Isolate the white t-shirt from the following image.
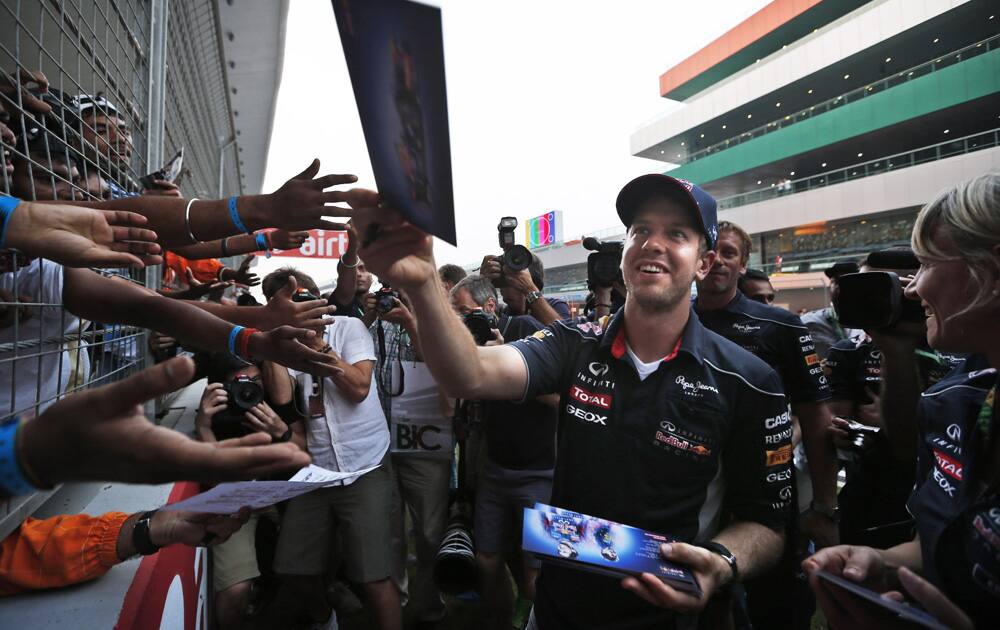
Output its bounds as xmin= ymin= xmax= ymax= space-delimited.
xmin=625 ymin=342 xmax=663 ymax=381
xmin=295 ymin=316 xmax=388 ymax=484
xmin=0 ymin=260 xmax=88 ymax=416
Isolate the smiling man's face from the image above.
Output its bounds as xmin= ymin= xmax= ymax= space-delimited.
xmin=621 ymin=196 xmax=713 ymax=313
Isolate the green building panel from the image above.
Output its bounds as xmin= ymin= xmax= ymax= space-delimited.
xmin=667 ymin=47 xmax=1000 ymax=185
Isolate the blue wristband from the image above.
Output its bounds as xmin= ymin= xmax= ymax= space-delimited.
xmin=228 ymin=325 xmax=244 ymax=358
xmin=0 ymin=418 xmax=37 ymax=496
xmin=254 ymin=232 xmax=272 ymax=259
xmin=0 ymin=196 xmax=22 ymax=250
xmin=228 ymin=196 xmax=251 ymax=234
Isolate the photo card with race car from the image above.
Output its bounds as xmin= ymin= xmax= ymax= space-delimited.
xmin=522 ymin=503 xmax=702 ymax=596
xmin=332 ymin=0 xmax=457 ymax=245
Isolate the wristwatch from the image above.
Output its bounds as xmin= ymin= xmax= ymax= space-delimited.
xmin=810 ymin=500 xmax=841 ymax=523
xmin=132 ymin=510 xmax=162 ymax=556
xmin=700 ymin=541 xmax=738 ymax=582
xmin=525 ymin=290 xmax=543 ymax=305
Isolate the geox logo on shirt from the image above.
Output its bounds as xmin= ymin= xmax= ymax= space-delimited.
xmin=675 ymin=375 xmax=719 ymax=397
xmin=732 ymin=322 xmax=760 ymax=334
xmin=566 ymin=404 xmax=607 ymax=425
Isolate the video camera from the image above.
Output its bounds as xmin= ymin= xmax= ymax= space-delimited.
xmin=489 ymin=217 xmax=532 ymax=288
xmin=463 ymin=309 xmax=498 ymax=346
xmin=834 ymin=271 xmax=924 ymax=329
xmin=375 ymin=285 xmax=401 ymax=314
xmin=221 ymin=374 xmax=264 ymax=418
xmin=582 ymin=236 xmax=624 ymax=290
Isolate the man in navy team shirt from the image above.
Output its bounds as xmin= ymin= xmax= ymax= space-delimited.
xmin=347 ymin=175 xmax=793 ymax=629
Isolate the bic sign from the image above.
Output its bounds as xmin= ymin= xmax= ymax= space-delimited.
xmin=525 ymin=211 xmax=563 ymax=249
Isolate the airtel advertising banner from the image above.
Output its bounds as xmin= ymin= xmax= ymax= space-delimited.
xmin=256 ymin=230 xmax=348 ymax=259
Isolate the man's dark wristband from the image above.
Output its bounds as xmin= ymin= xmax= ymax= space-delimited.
xmin=699 ymin=541 xmax=738 ymax=582
xmin=273 ymin=428 xmax=292 ymax=443
xmin=132 ymin=510 xmax=161 ymax=556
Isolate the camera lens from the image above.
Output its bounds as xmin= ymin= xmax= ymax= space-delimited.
xmin=503 ymin=245 xmax=532 ymax=272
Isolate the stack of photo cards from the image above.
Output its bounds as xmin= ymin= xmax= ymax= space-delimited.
xmin=522 ymin=503 xmax=702 ymax=596
xmin=332 ymin=0 xmax=457 ymax=245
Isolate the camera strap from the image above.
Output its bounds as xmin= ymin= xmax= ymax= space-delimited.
xmin=375 ymin=319 xmax=404 ymax=397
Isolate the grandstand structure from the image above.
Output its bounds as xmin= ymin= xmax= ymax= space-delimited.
xmin=540 ymin=0 xmax=1000 ymax=312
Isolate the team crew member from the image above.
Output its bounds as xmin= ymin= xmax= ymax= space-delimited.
xmin=825 ymin=248 xmax=964 ymax=549
xmin=694 ymin=220 xmax=839 ymax=629
xmin=346 ymin=175 xmax=793 ymax=629
xmin=806 ymin=173 xmax=1000 ymax=630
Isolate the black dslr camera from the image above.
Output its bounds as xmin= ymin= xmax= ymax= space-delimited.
xmin=375 ymin=285 xmax=401 ymax=314
xmin=582 ymin=236 xmax=624 ymax=290
xmin=222 ymin=374 xmax=264 ymax=416
xmin=463 ymin=310 xmax=498 ymax=346
xmin=834 ymin=271 xmax=924 ymax=329
xmin=489 ymin=217 xmax=532 ymax=288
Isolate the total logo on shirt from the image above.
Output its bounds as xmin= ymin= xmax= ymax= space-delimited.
xmin=569 ymin=385 xmax=612 ymax=410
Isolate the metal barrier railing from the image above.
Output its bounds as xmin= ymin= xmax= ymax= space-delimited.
xmin=675 ymin=34 xmax=1000 ymax=166
xmin=715 ymin=127 xmax=1000 ymax=211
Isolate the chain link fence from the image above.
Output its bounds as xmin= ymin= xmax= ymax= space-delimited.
xmin=0 ymin=0 xmax=244 ymax=538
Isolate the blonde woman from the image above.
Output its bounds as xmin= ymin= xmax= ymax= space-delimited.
xmin=804 ymin=173 xmax=1000 ymax=629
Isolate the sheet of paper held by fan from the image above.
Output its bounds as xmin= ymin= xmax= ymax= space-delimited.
xmin=161 ymin=464 xmax=380 ymax=514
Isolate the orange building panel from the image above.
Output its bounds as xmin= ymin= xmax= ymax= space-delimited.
xmin=659 ymin=0 xmax=822 ymax=97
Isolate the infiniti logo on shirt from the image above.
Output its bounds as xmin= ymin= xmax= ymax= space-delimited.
xmin=947 ymin=424 xmax=962 ymax=441
xmin=589 ymin=362 xmax=610 ymax=377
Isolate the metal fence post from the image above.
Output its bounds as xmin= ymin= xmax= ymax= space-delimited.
xmin=146 ymin=0 xmax=169 ymax=418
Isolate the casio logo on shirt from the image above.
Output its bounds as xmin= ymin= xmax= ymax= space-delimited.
xmin=566 ymin=403 xmax=607 ymax=426
xmin=764 ymin=411 xmax=791 ymax=430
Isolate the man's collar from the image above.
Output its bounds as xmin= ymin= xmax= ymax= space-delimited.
xmin=600 ymin=306 xmax=708 ymax=365
xmin=694 ymin=287 xmax=743 ymax=314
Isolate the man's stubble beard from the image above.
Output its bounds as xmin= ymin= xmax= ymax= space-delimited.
xmin=625 ymin=271 xmax=695 ymax=314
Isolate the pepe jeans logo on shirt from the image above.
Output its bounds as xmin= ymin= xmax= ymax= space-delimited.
xmin=732 ymin=322 xmax=761 ymax=334
xmin=674 ymin=375 xmax=719 ymax=397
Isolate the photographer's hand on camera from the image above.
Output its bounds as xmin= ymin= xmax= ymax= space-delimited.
xmin=242 ymin=401 xmax=290 ymax=442
xmin=264 ymin=276 xmax=336 ymax=332
xmin=195 ymin=383 xmax=228 ymax=442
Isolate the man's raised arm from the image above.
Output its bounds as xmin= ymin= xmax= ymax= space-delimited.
xmin=40 ymin=161 xmax=354 ymax=247
xmin=349 ymin=192 xmax=526 ymax=401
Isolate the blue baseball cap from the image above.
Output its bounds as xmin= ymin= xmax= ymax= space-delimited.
xmin=616 ymin=174 xmax=719 ymax=250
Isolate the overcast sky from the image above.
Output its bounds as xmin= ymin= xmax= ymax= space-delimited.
xmin=257 ymin=0 xmax=769 ymax=289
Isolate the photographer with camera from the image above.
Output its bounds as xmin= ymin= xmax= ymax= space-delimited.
xmin=193 ymin=353 xmax=302 ymax=628
xmin=804 ymin=174 xmax=1000 ymax=630
xmin=449 ymin=274 xmax=556 ymax=630
xmin=480 ymin=218 xmax=570 ymax=326
xmin=261 ymin=268 xmax=401 ymax=630
xmin=362 ymin=287 xmax=452 ymax=627
xmin=695 ymin=220 xmax=838 ymax=629
xmin=802 ymin=262 xmax=864 ymax=360
xmin=825 ymin=249 xmax=964 ymax=551
xmin=343 ymin=175 xmax=792 ymax=630
xmin=583 ymin=236 xmax=626 ymax=320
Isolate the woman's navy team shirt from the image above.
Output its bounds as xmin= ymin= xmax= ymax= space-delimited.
xmin=907 ymin=354 xmax=999 ymax=627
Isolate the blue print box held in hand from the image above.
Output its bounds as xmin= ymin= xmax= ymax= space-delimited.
xmin=522 ymin=503 xmax=702 ymax=596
